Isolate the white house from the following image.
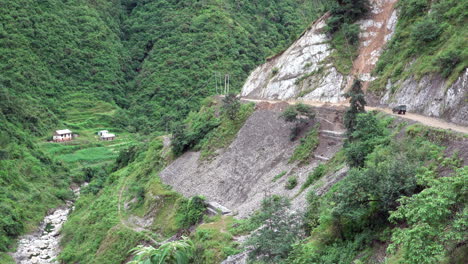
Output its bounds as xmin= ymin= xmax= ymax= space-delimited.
xmin=100 ymin=133 xmax=116 ymax=141
xmin=53 ymin=129 xmax=73 ymax=142
xmin=98 ymin=130 xmax=109 ymax=136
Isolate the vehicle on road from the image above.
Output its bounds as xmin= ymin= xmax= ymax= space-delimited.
xmin=392 ymin=105 xmax=407 ymax=115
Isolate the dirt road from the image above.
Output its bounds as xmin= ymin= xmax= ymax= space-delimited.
xmin=241 ymin=98 xmax=468 ymax=134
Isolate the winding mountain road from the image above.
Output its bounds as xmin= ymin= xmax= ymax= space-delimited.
xmin=241 ymin=98 xmax=468 ymax=134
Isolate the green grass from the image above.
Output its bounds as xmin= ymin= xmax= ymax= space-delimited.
xmin=199 ymin=103 xmax=255 ymax=160
xmin=328 ymin=28 xmax=359 ymax=75
xmin=285 ymin=176 xmax=298 ymax=190
xmin=300 ymin=164 xmax=326 ymax=192
xmin=370 ymin=0 xmax=467 ymax=93
xmin=59 ymin=139 xmax=185 ymax=263
xmin=272 ymin=171 xmax=287 ymax=182
xmin=59 ymin=147 xmax=116 ymax=163
xmin=289 ymin=125 xmax=320 ymax=164
xmin=0 ymin=253 xmax=14 ymax=264
xmin=191 ymin=216 xmax=240 ymax=264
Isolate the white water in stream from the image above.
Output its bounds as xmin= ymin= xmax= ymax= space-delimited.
xmin=11 ymin=185 xmax=84 ymax=264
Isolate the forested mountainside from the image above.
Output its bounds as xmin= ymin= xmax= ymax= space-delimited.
xmin=1 ymin=0 xmax=467 ymax=263
xmin=0 ymin=0 xmax=324 ymax=262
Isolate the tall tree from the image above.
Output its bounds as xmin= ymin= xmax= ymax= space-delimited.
xmin=343 ymin=79 xmax=366 ymax=137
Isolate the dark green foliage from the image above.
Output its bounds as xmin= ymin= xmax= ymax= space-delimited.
xmin=341 ymin=23 xmax=360 ymax=45
xmin=280 ymin=104 xmax=316 ymax=141
xmin=285 ymin=176 xmax=298 ymax=190
xmin=176 ymin=196 xmax=207 ymax=229
xmin=113 ymin=145 xmax=141 ymax=171
xmin=221 ymin=94 xmax=241 ymax=121
xmin=411 ymin=18 xmax=443 ymax=43
xmin=388 ymin=167 xmax=468 ymax=264
xmin=171 ymin=107 xmax=221 ymax=156
xmin=245 ymin=196 xmax=303 ymax=262
xmin=344 ymin=112 xmax=388 ymax=167
xmin=123 ymin=0 xmax=323 ymax=133
xmin=303 ymin=192 xmax=321 ymax=232
xmin=343 ymin=80 xmax=366 ymax=137
xmin=289 ymin=126 xmax=320 ymax=164
xmin=372 ymin=0 xmax=467 ymax=90
xmin=301 ymin=164 xmax=326 ymax=191
xmin=326 ymin=0 xmax=369 ymax=33
xmin=435 ymin=49 xmax=462 ymax=78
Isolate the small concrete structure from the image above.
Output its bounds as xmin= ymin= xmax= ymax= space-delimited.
xmin=98 ymin=130 xmax=116 ymax=141
xmin=98 ymin=130 xmax=109 ymax=136
xmin=100 ymin=133 xmax=116 ymax=141
xmin=53 ymin=129 xmax=73 ymax=142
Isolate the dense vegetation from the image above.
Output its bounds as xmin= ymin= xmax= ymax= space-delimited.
xmin=121 ymin=0 xmax=324 ymax=133
xmin=0 ymin=0 xmax=322 ymax=259
xmin=233 ymin=113 xmax=467 ymax=264
xmin=371 ymin=0 xmax=467 ymax=91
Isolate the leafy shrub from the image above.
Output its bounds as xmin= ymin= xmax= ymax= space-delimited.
xmin=172 ymin=106 xmax=220 ymax=156
xmin=326 ymin=0 xmax=369 ymax=33
xmin=285 ymin=176 xmax=298 ymax=190
xmin=289 ymin=126 xmax=319 ymax=164
xmin=272 ymin=67 xmax=279 ymax=76
xmin=176 ymin=196 xmax=207 ymax=229
xmin=301 ymin=164 xmax=326 ymax=191
xmin=342 ymin=23 xmax=360 ymax=45
xmin=343 ymin=80 xmax=366 ymax=136
xmin=435 ymin=49 xmax=462 ymax=77
xmin=398 ymin=0 xmax=429 ymax=19
xmin=411 ymin=18 xmax=443 ymax=44
xmin=280 ymin=104 xmax=316 ymax=141
xmin=344 ymin=112 xmax=388 ymax=168
xmin=246 ymin=196 xmax=303 ymax=262
xmin=221 ymin=94 xmax=241 ymax=121
xmin=129 ymin=237 xmax=195 ymax=264
xmin=388 ymin=167 xmax=467 ymax=264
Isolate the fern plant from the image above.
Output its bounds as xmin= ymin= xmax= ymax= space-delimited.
xmin=129 ymin=237 xmax=194 ymax=264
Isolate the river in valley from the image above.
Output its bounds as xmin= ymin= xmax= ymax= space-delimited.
xmin=11 ymin=185 xmax=84 ymax=264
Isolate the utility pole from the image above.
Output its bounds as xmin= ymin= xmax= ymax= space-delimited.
xmin=215 ymin=72 xmax=218 ymax=95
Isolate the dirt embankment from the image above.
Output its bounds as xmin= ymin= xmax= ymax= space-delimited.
xmin=159 ymin=104 xmax=346 ymax=217
xmin=347 ymin=0 xmax=398 ymax=90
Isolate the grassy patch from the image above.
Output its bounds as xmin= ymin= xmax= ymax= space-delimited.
xmin=328 ymin=28 xmax=359 ymax=75
xmin=371 ymin=0 xmax=467 ymax=93
xmin=272 ymin=171 xmax=287 ymax=182
xmin=191 ymin=216 xmax=240 ymax=264
xmin=289 ymin=125 xmax=320 ymax=164
xmin=301 ymin=164 xmax=326 ymax=192
xmin=285 ymin=176 xmax=298 ymax=190
xmin=199 ymin=103 xmax=255 ymax=160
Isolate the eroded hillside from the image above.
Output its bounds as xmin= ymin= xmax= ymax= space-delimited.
xmin=241 ymin=0 xmax=467 ymax=125
xmin=160 ymin=102 xmax=346 ymax=217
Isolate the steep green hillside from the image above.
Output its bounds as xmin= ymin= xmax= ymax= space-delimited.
xmin=1 ymin=0 xmax=322 ymax=257
xmin=372 ymin=0 xmax=467 ymax=91
xmin=0 ymin=0 xmax=126 ymax=257
xmin=122 ymin=0 xmax=323 ymax=132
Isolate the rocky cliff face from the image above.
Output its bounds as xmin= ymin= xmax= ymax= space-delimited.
xmin=241 ymin=0 xmax=398 ymax=102
xmin=241 ymin=0 xmax=467 ymax=125
xmin=160 ymin=104 xmax=346 ymax=217
xmin=240 ymin=14 xmax=346 ymax=103
xmin=380 ymin=69 xmax=468 ymax=126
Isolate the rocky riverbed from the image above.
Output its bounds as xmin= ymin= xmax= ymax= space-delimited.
xmin=11 ymin=185 xmax=83 ymax=264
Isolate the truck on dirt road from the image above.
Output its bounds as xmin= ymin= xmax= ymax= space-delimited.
xmin=392 ymin=105 xmax=407 ymax=115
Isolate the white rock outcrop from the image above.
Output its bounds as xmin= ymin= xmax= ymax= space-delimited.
xmin=381 ymin=69 xmax=468 ymax=126
xmin=241 ymin=0 xmax=399 ymax=102
xmin=241 ymin=14 xmax=346 ymax=103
